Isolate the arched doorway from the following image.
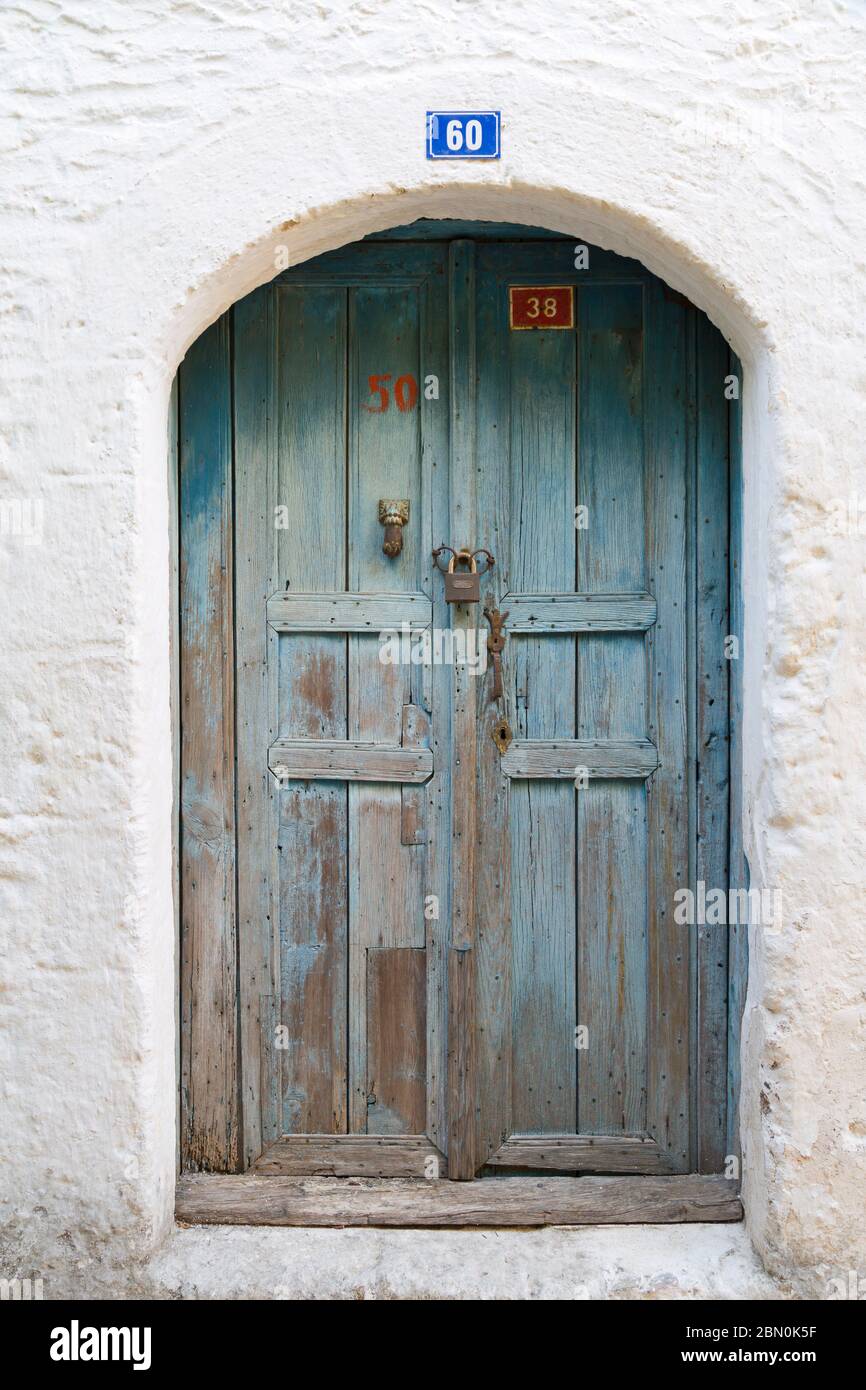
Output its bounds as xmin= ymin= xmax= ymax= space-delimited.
xmin=176 ymin=219 xmax=745 ymax=1224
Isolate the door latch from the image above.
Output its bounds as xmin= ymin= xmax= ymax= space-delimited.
xmin=483 ymin=606 xmax=508 ymax=703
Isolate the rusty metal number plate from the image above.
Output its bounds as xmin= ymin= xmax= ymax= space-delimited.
xmin=509 ymin=285 xmax=574 ymax=330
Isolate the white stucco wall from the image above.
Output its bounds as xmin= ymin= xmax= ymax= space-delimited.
xmin=1 ymin=0 xmax=865 ymax=1299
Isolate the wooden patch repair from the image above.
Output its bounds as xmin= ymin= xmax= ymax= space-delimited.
xmin=509 ymin=285 xmax=574 ymax=330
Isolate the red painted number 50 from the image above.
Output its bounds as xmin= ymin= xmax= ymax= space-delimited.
xmin=364 ymin=373 xmax=418 ymax=413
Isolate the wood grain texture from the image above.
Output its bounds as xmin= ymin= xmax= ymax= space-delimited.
xmin=505 ymin=261 xmax=577 ymax=1138
xmin=347 ymin=277 xmax=428 ymax=1135
xmin=176 ymin=1173 xmax=743 ymax=1226
xmin=366 ymin=948 xmax=427 ymax=1134
xmin=415 ymin=252 xmax=452 ymax=1159
xmin=727 ymin=349 xmax=747 ymax=1165
xmin=695 ymin=311 xmax=731 ymax=1171
xmin=576 ymin=282 xmax=648 ymax=1139
xmin=169 ymin=377 xmax=181 ymax=1169
xmin=446 ymin=241 xmax=478 ymax=1178
xmin=274 ymin=284 xmax=349 ymax=1137
xmin=645 ymin=280 xmax=691 ymax=1172
xmin=253 ymin=1134 xmax=446 ymax=1177
xmin=267 ymin=591 xmax=431 ymax=632
xmin=504 ymin=591 xmax=656 ymax=631
xmin=400 ymin=703 xmax=430 ymax=845
xmin=179 ymin=312 xmax=238 ymax=1171
xmin=270 ymin=740 xmax=433 ymax=783
xmin=234 ymin=284 xmax=279 ymax=1165
xmin=486 ymin=1134 xmax=677 ymax=1173
xmin=501 ymin=739 xmax=658 ymax=779
xmin=473 ymin=252 xmax=513 ymax=1167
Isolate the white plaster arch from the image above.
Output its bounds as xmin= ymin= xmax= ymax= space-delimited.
xmin=160 ymin=179 xmax=776 ymax=1269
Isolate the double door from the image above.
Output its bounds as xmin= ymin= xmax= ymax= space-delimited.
xmin=179 ymin=228 xmax=738 ymax=1184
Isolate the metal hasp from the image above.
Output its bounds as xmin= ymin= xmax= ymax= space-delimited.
xmin=379 ymin=499 xmax=410 ymax=557
xmin=483 ymin=606 xmax=508 ymax=702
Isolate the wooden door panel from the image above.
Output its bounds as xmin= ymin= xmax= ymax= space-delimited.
xmin=644 ymin=282 xmax=691 ymax=1171
xmin=179 ymin=313 xmax=239 ymax=1171
xmin=576 ymin=284 xmax=648 ymax=1139
xmin=274 ymin=284 xmax=349 ymax=1140
xmin=347 ymin=280 xmax=432 ymax=1137
xmin=230 ymin=249 xmax=450 ymax=1164
xmin=472 ymin=245 xmax=721 ymax=1175
xmin=507 ymin=296 xmax=578 ymax=1139
xmin=366 ymin=947 xmax=427 ymax=1134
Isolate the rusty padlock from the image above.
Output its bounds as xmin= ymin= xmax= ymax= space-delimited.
xmin=444 ymin=550 xmax=480 ymax=603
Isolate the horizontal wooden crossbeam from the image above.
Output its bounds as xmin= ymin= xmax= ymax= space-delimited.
xmin=269 ymin=740 xmax=433 ymax=783
xmin=486 ymin=1134 xmax=676 ymax=1174
xmin=267 ymin=591 xmax=432 ymax=632
xmin=501 ymin=739 xmax=658 ymax=780
xmin=176 ymin=1174 xmax=742 ymax=1227
xmin=254 ymin=1135 xmax=447 ymax=1178
xmin=504 ymin=591 xmax=657 ymax=632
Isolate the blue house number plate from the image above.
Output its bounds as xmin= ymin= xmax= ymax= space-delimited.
xmin=426 ymin=111 xmax=501 ymax=159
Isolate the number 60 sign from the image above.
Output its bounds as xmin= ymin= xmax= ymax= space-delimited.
xmin=426 ymin=111 xmax=501 ymax=159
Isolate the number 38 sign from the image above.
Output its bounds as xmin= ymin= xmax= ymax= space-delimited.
xmin=509 ymin=285 xmax=575 ymax=330
xmin=426 ymin=111 xmax=500 ymax=159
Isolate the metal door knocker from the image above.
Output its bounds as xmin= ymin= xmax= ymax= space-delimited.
xmin=379 ymin=499 xmax=410 ymax=556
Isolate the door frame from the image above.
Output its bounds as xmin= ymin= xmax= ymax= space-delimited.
xmin=173 ymin=219 xmax=746 ymax=1226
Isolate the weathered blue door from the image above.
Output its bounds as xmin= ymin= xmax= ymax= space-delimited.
xmin=179 ymin=223 xmax=742 ymax=1188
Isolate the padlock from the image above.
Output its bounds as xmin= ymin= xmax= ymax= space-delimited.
xmin=444 ymin=550 xmax=480 ymax=603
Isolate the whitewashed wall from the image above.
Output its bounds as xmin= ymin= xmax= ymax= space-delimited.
xmin=1 ymin=0 xmax=865 ymax=1299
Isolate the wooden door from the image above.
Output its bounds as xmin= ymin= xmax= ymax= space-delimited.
xmin=468 ymin=244 xmax=730 ymax=1179
xmin=179 ymin=224 xmax=741 ymax=1190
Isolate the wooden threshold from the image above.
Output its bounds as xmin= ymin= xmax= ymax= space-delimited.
xmin=176 ymin=1174 xmax=742 ymax=1228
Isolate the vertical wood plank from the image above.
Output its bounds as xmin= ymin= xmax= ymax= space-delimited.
xmin=169 ymin=375 xmax=181 ymax=1171
xmin=347 ymin=283 xmax=424 ymax=1134
xmin=508 ymin=289 xmax=577 ymax=1136
xmin=447 ymin=240 xmax=478 ymax=1177
xmin=275 ymin=285 xmax=349 ymax=1136
xmin=366 ymin=948 xmax=427 ymax=1134
xmin=577 ymin=283 xmax=648 ymax=1138
xmin=419 ymin=258 xmax=452 ymax=1157
xmin=645 ymin=281 xmax=691 ymax=1172
xmin=727 ymin=349 xmax=747 ymax=1166
xmin=473 ymin=252 xmax=513 ymax=1163
xmin=179 ymin=313 xmax=238 ymax=1170
xmin=233 ymin=286 xmax=279 ymax=1164
xmin=695 ymin=314 xmax=731 ymax=1171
